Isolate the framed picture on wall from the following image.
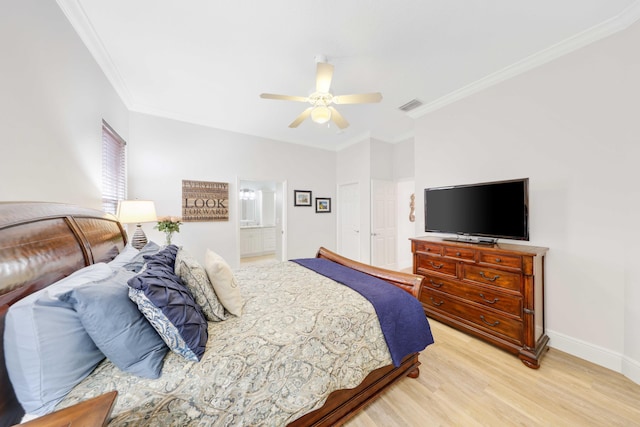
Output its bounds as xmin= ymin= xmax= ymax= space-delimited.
xmin=315 ymin=198 xmax=331 ymax=213
xmin=294 ymin=190 xmax=312 ymax=206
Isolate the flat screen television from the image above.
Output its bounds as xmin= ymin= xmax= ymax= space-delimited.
xmin=424 ymin=178 xmax=529 ymax=243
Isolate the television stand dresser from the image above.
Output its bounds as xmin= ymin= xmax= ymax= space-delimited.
xmin=411 ymin=236 xmax=549 ymax=368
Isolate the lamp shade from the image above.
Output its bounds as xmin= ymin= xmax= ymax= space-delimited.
xmin=311 ymin=106 xmax=331 ymax=124
xmin=116 ymin=200 xmax=157 ymax=224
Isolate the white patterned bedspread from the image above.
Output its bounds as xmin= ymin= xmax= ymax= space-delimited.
xmin=56 ymin=261 xmax=393 ymax=426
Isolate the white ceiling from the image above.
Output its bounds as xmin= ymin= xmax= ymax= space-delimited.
xmin=57 ymin=0 xmax=639 ymax=150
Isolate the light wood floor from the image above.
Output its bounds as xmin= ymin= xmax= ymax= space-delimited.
xmin=346 ymin=319 xmax=640 ymax=426
xmin=240 ymin=254 xmax=278 ymax=266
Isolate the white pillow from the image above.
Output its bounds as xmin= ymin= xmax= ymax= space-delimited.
xmin=204 ymin=250 xmax=243 ymax=316
xmin=4 ymin=263 xmax=113 ymax=415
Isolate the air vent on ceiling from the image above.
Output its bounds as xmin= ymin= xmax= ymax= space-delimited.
xmin=398 ymin=99 xmax=423 ymax=112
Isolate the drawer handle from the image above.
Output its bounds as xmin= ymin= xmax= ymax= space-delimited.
xmin=430 ymin=297 xmax=444 ymax=306
xmin=479 ymin=271 xmax=500 ymax=282
xmin=479 ymin=293 xmax=499 ymax=304
xmin=429 ymin=279 xmax=443 ymax=288
xmin=456 ymin=252 xmax=461 ymax=256
xmin=480 ymin=315 xmax=500 ymax=327
xmin=495 ymin=258 xmax=502 ymax=263
xmin=429 ymin=261 xmax=444 ymax=269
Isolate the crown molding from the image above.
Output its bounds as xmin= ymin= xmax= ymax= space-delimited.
xmin=408 ymin=0 xmax=640 ymax=119
xmin=56 ymin=0 xmax=133 ymax=107
xmin=335 ymin=131 xmax=373 ymax=151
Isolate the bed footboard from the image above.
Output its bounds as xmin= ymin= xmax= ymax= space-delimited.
xmin=316 ymin=247 xmax=424 ymax=300
xmin=288 ymin=353 xmax=420 ymax=427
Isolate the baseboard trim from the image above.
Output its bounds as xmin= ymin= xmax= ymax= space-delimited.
xmin=622 ymin=356 xmax=640 ymax=385
xmin=547 ymin=329 xmax=640 ymax=385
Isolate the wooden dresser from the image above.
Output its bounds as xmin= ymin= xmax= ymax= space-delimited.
xmin=411 ymin=236 xmax=549 ymax=368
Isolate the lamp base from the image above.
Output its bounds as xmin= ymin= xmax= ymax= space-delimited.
xmin=130 ymin=224 xmax=148 ymax=250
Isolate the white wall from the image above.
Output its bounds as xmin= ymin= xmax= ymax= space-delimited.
xmin=0 ymin=0 xmax=128 ymax=209
xmin=128 ymin=112 xmax=336 ymax=267
xmin=396 ymin=179 xmax=415 ymax=270
xmin=392 ymin=138 xmax=415 ymax=181
xmin=370 ymin=139 xmax=394 ymax=180
xmin=394 ymin=138 xmax=416 ymax=268
xmin=414 ymin=19 xmax=640 ymax=382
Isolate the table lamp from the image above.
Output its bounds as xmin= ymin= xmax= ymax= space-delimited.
xmin=116 ymin=200 xmax=157 ymax=249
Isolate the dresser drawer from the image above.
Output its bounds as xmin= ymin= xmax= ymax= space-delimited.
xmin=421 ymin=289 xmax=523 ymax=343
xmin=443 ymin=246 xmax=475 ymax=261
xmin=413 ymin=240 xmax=442 ymax=255
xmin=463 ymin=265 xmax=521 ymax=291
xmin=416 ymin=254 xmax=457 ymax=277
xmin=422 ymin=274 xmax=458 ymax=292
xmin=423 ymin=274 xmax=521 ymax=317
xmin=479 ymin=252 xmax=522 ymax=270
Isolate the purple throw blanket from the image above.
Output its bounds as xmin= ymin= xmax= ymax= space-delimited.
xmin=291 ymin=258 xmax=434 ymax=367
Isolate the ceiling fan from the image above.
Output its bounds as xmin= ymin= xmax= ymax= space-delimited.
xmin=260 ymin=56 xmax=382 ymax=129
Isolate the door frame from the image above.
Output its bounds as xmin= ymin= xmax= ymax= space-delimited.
xmin=236 ymin=177 xmax=287 ymax=265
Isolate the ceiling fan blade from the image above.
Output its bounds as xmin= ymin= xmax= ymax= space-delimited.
xmin=328 ymin=107 xmax=349 ymax=129
xmin=333 ymin=92 xmax=383 ymax=104
xmin=289 ymin=107 xmax=313 ymax=128
xmin=260 ymin=93 xmax=308 ymax=102
xmin=315 ymin=62 xmax=334 ymax=93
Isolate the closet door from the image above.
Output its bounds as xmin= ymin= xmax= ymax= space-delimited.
xmin=371 ymin=179 xmax=396 ymax=269
xmin=338 ymin=182 xmax=361 ymax=261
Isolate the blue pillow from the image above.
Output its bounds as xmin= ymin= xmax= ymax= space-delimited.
xmin=121 ymin=241 xmax=161 ymax=272
xmin=3 ymin=264 xmax=112 ymax=415
xmin=108 ymin=243 xmax=139 ymax=268
xmin=59 ymin=269 xmax=169 ymax=379
xmin=128 ymin=263 xmax=208 ymax=361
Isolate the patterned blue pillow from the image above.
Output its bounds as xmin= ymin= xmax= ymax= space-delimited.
xmin=128 ymin=263 xmax=207 ymax=361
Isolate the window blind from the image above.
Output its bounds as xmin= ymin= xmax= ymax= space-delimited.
xmin=101 ymin=120 xmax=127 ymax=214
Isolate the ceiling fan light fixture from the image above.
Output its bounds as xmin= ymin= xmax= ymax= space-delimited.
xmin=311 ymin=106 xmax=331 ymax=124
xmin=261 ymin=56 xmax=380 ymax=129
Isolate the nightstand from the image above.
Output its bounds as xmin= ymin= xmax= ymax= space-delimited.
xmin=16 ymin=391 xmax=117 ymax=427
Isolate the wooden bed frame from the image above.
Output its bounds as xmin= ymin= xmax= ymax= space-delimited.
xmin=0 ymin=202 xmax=425 ymax=427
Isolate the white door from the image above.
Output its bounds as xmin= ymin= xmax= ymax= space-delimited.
xmin=338 ymin=183 xmax=360 ymax=261
xmin=371 ymin=180 xmax=397 ymax=269
xmin=275 ymin=181 xmax=287 ymax=261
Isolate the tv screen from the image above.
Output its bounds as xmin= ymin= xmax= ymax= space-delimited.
xmin=425 ymin=178 xmax=529 ymax=241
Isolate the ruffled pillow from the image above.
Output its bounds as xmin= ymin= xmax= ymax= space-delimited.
xmin=144 ymin=244 xmax=179 ymax=269
xmin=128 ymin=259 xmax=208 ymax=362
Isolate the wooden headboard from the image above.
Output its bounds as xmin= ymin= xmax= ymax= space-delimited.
xmin=0 ymin=202 xmax=127 ymax=426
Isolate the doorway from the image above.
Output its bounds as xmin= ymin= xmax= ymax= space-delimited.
xmin=238 ymin=179 xmax=287 ymax=266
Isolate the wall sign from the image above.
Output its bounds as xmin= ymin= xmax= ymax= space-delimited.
xmin=182 ymin=180 xmax=229 ymax=222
